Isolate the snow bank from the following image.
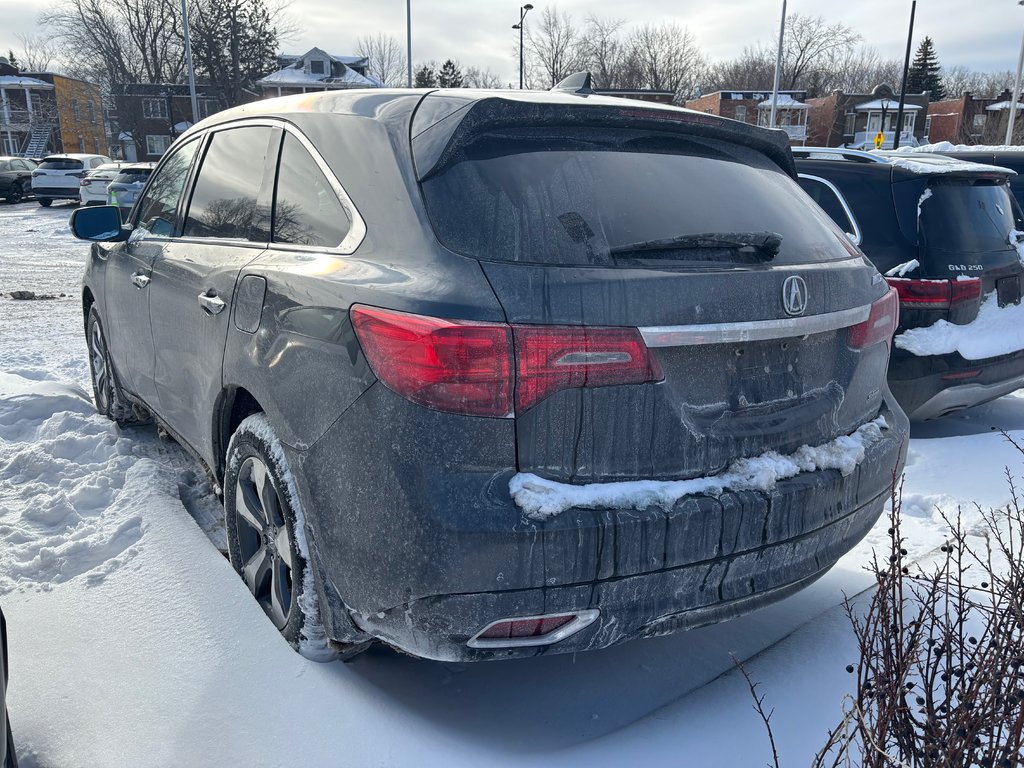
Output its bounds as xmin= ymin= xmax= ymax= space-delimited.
xmin=510 ymin=417 xmax=888 ymax=520
xmin=894 ymin=290 xmax=1024 ymax=360
xmin=1011 ymin=229 xmax=1024 ymax=267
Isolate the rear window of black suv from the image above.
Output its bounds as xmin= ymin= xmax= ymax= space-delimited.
xmin=421 ymin=127 xmax=856 ymax=267
xmin=919 ymin=178 xmax=1022 ymax=254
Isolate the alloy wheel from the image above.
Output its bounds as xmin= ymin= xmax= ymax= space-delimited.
xmin=233 ymin=456 xmax=295 ymax=629
xmin=89 ymin=319 xmax=110 ymax=414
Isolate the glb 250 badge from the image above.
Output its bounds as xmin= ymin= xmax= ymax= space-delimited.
xmin=948 ymin=264 xmax=983 ymax=271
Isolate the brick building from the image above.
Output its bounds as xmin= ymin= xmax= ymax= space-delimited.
xmin=110 ymin=83 xmax=223 ymax=161
xmin=806 ymin=89 xmax=929 ymax=149
xmin=926 ymin=90 xmax=1023 ymax=145
xmin=684 ymin=90 xmax=809 ymax=144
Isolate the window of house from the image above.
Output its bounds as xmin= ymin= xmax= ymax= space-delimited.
xmin=146 ymin=135 xmax=172 ymax=156
xmin=72 ymin=99 xmax=81 ymax=121
xmin=143 ymin=98 xmax=169 ymax=119
xmin=973 ymin=113 xmax=987 ymax=131
xmin=197 ymin=99 xmax=219 ymax=119
xmin=78 ymin=134 xmax=86 ymax=152
xmin=734 ymin=105 xmax=747 ymax=123
xmin=866 ymin=112 xmax=881 ymax=133
xmin=925 ymin=116 xmax=932 ymax=136
xmin=903 ymin=112 xmax=916 ymax=134
xmin=93 ymin=136 xmax=101 ymax=153
xmin=844 ymin=113 xmax=856 ymax=135
xmin=183 ymin=125 xmax=274 ymax=241
xmin=87 ymin=100 xmax=96 ymax=123
xmin=309 ymin=59 xmax=326 ymax=75
xmin=272 ymin=133 xmax=350 ymax=247
xmin=133 ymin=138 xmax=201 ymax=237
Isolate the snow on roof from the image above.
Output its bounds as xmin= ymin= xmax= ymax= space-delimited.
xmin=890 ymin=141 xmax=1024 ymax=153
xmin=882 ymin=154 xmax=1016 ymax=176
xmin=986 ymin=101 xmax=1024 ymax=111
xmin=256 ymin=63 xmax=378 ymax=89
xmin=756 ymin=94 xmax=807 ymax=108
xmin=853 ymin=99 xmax=922 ymax=111
xmin=0 ymin=75 xmax=53 ymax=88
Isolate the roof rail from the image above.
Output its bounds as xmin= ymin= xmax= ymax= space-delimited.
xmin=791 ymin=147 xmax=889 ymax=164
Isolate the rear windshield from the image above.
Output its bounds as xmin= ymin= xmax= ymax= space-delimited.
xmin=421 ymin=127 xmax=854 ymax=267
xmin=113 ymin=169 xmax=152 ymax=183
xmin=39 ymin=158 xmax=84 ymax=171
xmin=919 ymin=179 xmax=1023 ymax=253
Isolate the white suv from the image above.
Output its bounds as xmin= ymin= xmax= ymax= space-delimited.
xmin=32 ymin=154 xmax=112 ymax=207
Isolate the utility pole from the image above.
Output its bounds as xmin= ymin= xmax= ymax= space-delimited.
xmin=513 ymin=4 xmax=534 ymax=90
xmin=181 ymin=0 xmax=199 ymax=125
xmin=1007 ymin=13 xmax=1024 ymax=143
xmin=406 ymin=0 xmax=413 ymax=87
xmin=769 ymin=0 xmax=787 ymax=129
xmin=893 ymin=0 xmax=916 ymax=150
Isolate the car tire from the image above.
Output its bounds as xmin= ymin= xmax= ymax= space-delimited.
xmin=5 ymin=182 xmax=23 ymax=205
xmin=37 ymin=197 xmax=51 ymax=207
xmin=86 ymin=307 xmax=139 ymax=426
xmin=225 ymin=414 xmax=339 ymax=661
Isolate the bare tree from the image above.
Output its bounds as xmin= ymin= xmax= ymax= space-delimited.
xmin=355 ymin=32 xmax=407 ymax=87
xmin=779 ymin=13 xmax=861 ymax=93
xmin=621 ymin=23 xmax=706 ymax=103
xmin=463 ymin=66 xmax=502 ymax=89
xmin=524 ymin=7 xmax=589 ymax=88
xmin=580 ymin=14 xmax=627 ymax=89
xmin=15 ymin=33 xmax=61 ymax=72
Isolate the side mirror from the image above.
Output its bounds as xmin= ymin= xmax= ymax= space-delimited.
xmin=69 ymin=205 xmax=128 ymax=242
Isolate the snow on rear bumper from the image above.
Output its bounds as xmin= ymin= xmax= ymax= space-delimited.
xmin=346 ymin=406 xmax=908 ymax=661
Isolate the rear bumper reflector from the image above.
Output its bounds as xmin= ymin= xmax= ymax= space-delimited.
xmin=467 ymin=609 xmax=600 ymax=649
xmin=639 ymin=304 xmax=870 ymax=347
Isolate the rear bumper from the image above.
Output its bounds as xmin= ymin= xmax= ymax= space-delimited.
xmin=289 ymin=385 xmax=909 ymax=662
xmin=31 ymin=186 xmax=79 ymax=199
xmin=889 ymin=348 xmax=1024 ymax=419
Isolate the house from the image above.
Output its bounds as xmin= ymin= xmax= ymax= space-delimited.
xmin=110 ymin=83 xmax=222 ymax=162
xmin=684 ymin=90 xmax=809 ymax=144
xmin=926 ymin=90 xmax=1023 ymax=145
xmin=256 ymin=48 xmax=383 ymax=98
xmin=0 ymin=57 xmax=107 ymax=157
xmin=806 ymin=89 xmax=929 ymax=149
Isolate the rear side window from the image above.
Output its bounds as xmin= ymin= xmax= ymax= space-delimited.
xmin=39 ymin=158 xmax=83 ymax=170
xmin=183 ymin=126 xmax=273 ymax=241
xmin=133 ymin=139 xmax=200 ymax=237
xmin=919 ymin=179 xmax=1023 ymax=253
xmin=272 ymin=134 xmax=350 ymax=247
xmin=799 ymin=175 xmax=860 ymax=242
xmin=421 ymin=128 xmax=854 ymax=267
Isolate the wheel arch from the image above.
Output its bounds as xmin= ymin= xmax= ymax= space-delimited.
xmin=214 ymin=385 xmax=265 ymax=485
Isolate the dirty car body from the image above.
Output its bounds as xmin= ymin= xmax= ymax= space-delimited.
xmin=76 ymin=89 xmax=908 ymax=661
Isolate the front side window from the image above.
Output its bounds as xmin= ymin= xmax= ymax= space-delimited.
xmin=146 ymin=135 xmax=171 ymax=156
xmin=132 ymin=139 xmax=200 ymax=238
xmin=272 ymin=133 xmax=350 ymax=247
xmin=143 ymin=98 xmax=168 ymax=119
xmin=0 ymin=160 xmax=9 ymax=172
xmin=183 ymin=126 xmax=273 ymax=241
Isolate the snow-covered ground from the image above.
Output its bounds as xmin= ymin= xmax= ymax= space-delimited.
xmin=1 ymin=202 xmax=1022 ymax=766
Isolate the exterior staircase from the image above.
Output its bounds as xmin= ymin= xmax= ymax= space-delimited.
xmin=21 ymin=126 xmax=52 ymax=158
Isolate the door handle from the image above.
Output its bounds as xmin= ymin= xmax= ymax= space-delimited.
xmin=130 ymin=272 xmax=150 ymax=289
xmin=198 ymin=291 xmax=226 ymax=315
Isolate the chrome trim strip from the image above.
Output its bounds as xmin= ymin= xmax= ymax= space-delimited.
xmin=797 ymin=173 xmax=863 ymax=246
xmin=467 ymin=609 xmax=600 ymax=649
xmin=640 ymin=305 xmax=871 ymax=347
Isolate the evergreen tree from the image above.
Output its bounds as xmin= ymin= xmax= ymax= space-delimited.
xmin=190 ymin=0 xmax=278 ymax=109
xmin=906 ymin=37 xmax=945 ymax=99
xmin=437 ymin=59 xmax=463 ymax=88
xmin=6 ymin=50 xmax=18 ymax=70
xmin=414 ymin=64 xmax=437 ymax=87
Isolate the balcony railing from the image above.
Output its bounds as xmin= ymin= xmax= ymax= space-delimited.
xmin=777 ymin=124 xmax=808 ymax=139
xmin=0 ymin=109 xmax=51 ymax=130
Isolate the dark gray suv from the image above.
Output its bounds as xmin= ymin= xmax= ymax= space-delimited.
xmin=70 ymin=87 xmax=909 ymax=662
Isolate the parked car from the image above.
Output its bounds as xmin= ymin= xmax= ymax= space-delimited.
xmin=0 ymin=158 xmax=36 ymax=204
xmin=70 ymin=87 xmax=909 ymax=662
xmin=1 ymin=606 xmax=16 ymax=768
xmin=896 ymin=149 xmax=1024 ymax=209
xmin=105 ymin=163 xmax=154 ymax=213
xmin=794 ymin=147 xmax=1024 ymax=420
xmin=79 ymin=162 xmax=126 ymax=206
xmin=31 ymin=153 xmax=112 ymax=207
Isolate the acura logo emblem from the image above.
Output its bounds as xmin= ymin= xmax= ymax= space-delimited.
xmin=782 ymin=276 xmax=808 ymax=316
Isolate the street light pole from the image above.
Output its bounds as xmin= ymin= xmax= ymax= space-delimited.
xmin=769 ymin=0 xmax=787 ymax=129
xmin=180 ymin=0 xmax=198 ymax=125
xmin=406 ymin=0 xmax=413 ymax=88
xmin=512 ymin=4 xmax=534 ymax=90
xmin=893 ymin=0 xmax=916 ymax=150
xmin=1006 ymin=6 xmax=1024 ymax=143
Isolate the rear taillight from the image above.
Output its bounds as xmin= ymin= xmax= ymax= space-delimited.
xmin=885 ymin=277 xmax=982 ymax=308
xmin=514 ymin=325 xmax=662 ymax=412
xmin=350 ymin=306 xmax=513 ymax=417
xmin=848 ymin=287 xmax=899 ymax=349
xmin=350 ymin=306 xmax=663 ymax=417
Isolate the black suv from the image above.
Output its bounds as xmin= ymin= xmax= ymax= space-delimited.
xmin=795 ymin=147 xmax=1024 ymax=420
xmin=908 ymin=149 xmax=1024 ymax=209
xmin=70 ymin=89 xmax=908 ymax=662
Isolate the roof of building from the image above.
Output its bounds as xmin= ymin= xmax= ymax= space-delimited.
xmin=756 ymin=94 xmax=807 ymax=108
xmin=986 ymin=100 xmax=1024 ymax=111
xmin=853 ymin=98 xmax=923 ymax=111
xmin=258 ymin=47 xmax=383 ymax=90
xmin=0 ymin=75 xmax=53 ymax=88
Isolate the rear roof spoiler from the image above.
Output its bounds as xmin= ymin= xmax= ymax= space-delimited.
xmin=411 ymin=94 xmax=797 ymax=182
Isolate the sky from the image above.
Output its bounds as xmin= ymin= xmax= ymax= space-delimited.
xmin=0 ymin=0 xmax=1021 ymax=85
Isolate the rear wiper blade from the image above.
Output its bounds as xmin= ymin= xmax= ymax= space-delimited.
xmin=611 ymin=231 xmax=783 ymax=260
